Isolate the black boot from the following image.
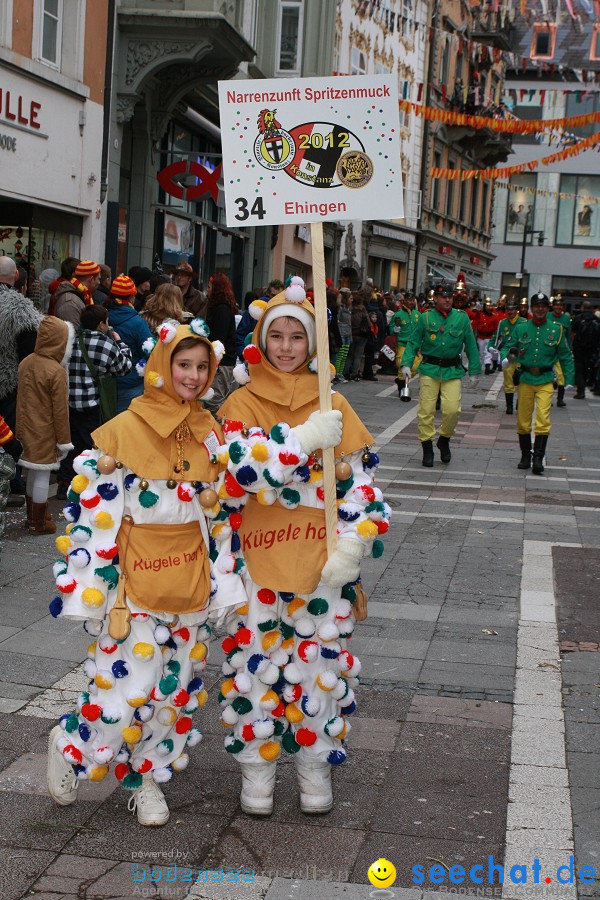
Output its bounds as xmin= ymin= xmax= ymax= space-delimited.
xmin=505 ymin=393 xmax=514 ymax=415
xmin=532 ymin=435 xmax=548 ymax=475
xmin=556 ymin=386 xmax=566 ymax=408
xmin=436 ymin=435 xmax=451 ymax=463
xmin=517 ymin=434 xmax=531 ymax=470
xmin=421 ymin=440 xmax=434 ymax=468
xmin=395 ymin=377 xmax=402 ymax=397
xmin=485 ymin=363 xmax=491 ymax=375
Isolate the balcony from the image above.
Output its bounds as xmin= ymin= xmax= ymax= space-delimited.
xmin=442 ymin=82 xmax=513 ymax=167
xmin=471 ymin=7 xmax=516 ymax=52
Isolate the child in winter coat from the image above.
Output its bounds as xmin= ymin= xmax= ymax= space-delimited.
xmin=46 ymin=320 xmax=246 ymax=826
xmin=215 ymin=278 xmax=391 ymax=816
xmin=16 ymin=316 xmax=74 ymax=534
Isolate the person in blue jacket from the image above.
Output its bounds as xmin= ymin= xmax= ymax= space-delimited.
xmin=106 ymin=275 xmax=153 ymax=413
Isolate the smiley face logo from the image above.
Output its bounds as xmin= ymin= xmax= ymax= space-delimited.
xmin=367 ymin=858 xmax=397 ymax=888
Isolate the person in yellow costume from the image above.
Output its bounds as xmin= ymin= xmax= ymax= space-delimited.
xmin=215 ymin=277 xmax=391 ymax=817
xmin=46 ymin=320 xmax=246 ymax=826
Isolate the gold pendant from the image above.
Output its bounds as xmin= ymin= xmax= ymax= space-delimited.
xmin=108 ymin=575 xmax=131 ymax=641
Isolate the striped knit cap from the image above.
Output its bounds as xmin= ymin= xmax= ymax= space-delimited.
xmin=110 ymin=274 xmax=137 ymax=298
xmin=74 ymin=259 xmax=100 ymax=277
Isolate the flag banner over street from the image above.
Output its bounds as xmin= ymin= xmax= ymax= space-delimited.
xmin=217 ymin=75 xmax=403 ymax=227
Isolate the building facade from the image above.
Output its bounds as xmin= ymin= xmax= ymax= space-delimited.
xmin=333 ymin=0 xmax=429 ymax=292
xmin=414 ymin=0 xmax=513 ymax=297
xmin=489 ymin=10 xmax=600 ymax=309
xmin=0 ymin=0 xmax=109 ymax=286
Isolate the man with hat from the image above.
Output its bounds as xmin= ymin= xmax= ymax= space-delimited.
xmin=476 ymin=297 xmax=504 ymax=374
xmin=489 ymin=297 xmax=521 ymax=414
xmin=402 ymin=282 xmax=481 ymax=467
xmin=105 ymin=275 xmax=153 ymax=412
xmin=128 ymin=266 xmax=153 ymax=312
xmin=174 ymin=262 xmax=207 ymax=318
xmin=53 ymin=260 xmax=101 ymax=327
xmin=519 ymin=297 xmax=531 ymax=320
xmin=501 ymin=292 xmax=574 ymax=475
xmin=550 ymin=295 xmax=572 ymax=408
xmin=389 ymin=290 xmax=421 ymax=397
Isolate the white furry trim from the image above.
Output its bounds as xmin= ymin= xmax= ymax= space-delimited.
xmin=19 ymin=458 xmax=60 ymax=471
xmin=60 ymin=322 xmax=76 ymax=369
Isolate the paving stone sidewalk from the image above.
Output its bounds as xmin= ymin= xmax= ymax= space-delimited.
xmin=0 ymin=376 xmax=598 ymax=900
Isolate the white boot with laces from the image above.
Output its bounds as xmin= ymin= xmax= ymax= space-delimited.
xmin=47 ymin=725 xmax=79 ymax=806
xmin=128 ymin=774 xmax=170 ymax=826
xmin=240 ymin=762 xmax=277 ymax=815
xmin=295 ymin=758 xmax=333 ymax=814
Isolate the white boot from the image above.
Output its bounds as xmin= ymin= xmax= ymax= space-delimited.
xmin=240 ymin=762 xmax=277 ymax=816
xmin=127 ymin=774 xmax=169 ymax=826
xmin=47 ymin=725 xmax=79 ymax=806
xmin=295 ymin=758 xmax=333 ymax=814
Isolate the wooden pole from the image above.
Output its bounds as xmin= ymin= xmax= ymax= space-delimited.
xmin=310 ymin=221 xmax=337 ymax=558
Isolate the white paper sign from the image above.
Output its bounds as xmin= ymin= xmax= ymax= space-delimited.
xmin=217 ymin=75 xmax=403 ymax=228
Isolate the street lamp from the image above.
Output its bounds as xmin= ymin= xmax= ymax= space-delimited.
xmin=518 ymin=219 xmax=545 ymax=296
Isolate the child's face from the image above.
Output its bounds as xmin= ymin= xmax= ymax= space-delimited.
xmin=370 ymin=312 xmax=378 ymax=323
xmin=265 ymin=317 xmax=309 ymax=372
xmin=171 ymin=342 xmax=211 ymax=401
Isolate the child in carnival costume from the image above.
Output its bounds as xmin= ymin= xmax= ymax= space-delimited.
xmin=46 ymin=320 xmax=246 ymax=826
xmin=215 ymin=278 xmax=391 ymax=816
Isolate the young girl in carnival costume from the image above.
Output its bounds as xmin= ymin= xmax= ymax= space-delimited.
xmin=215 ymin=277 xmax=391 ymax=815
xmin=46 ymin=320 xmax=246 ymax=825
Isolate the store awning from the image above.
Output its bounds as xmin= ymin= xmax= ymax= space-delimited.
xmin=427 ymin=263 xmax=456 ymax=282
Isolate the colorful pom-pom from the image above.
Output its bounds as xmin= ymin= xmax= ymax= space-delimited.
xmin=242 ymin=344 xmax=261 ymax=365
xmin=189 ymin=318 xmax=210 ymax=337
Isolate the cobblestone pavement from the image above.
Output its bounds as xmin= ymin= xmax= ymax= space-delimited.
xmin=0 ymin=374 xmax=598 ymax=900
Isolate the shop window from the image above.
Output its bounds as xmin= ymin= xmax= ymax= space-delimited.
xmin=505 ymin=173 xmax=537 ymax=243
xmin=276 ymin=0 xmax=303 ymax=75
xmin=556 ymin=174 xmax=600 ymax=248
xmin=375 ymin=62 xmax=390 ymax=75
xmin=351 ymin=47 xmax=367 ymax=75
xmin=40 ymin=0 xmax=62 ymax=67
xmin=530 ymin=22 xmax=557 ymax=61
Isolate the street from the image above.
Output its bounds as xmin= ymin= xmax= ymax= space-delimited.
xmin=0 ymin=373 xmax=598 ymax=900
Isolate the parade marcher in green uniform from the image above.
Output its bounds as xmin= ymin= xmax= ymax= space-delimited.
xmin=550 ymin=295 xmax=572 ymax=408
xmin=389 ymin=292 xmax=420 ymax=397
xmin=501 ymin=292 xmax=575 ymax=475
xmin=402 ymin=283 xmax=481 ymax=467
xmin=488 ymin=297 xmax=521 ymax=414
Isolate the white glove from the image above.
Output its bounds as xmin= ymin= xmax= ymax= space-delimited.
xmin=501 ymin=357 xmax=510 ymax=370
xmin=321 ymin=538 xmax=365 ymax=588
xmin=564 ymin=384 xmax=575 ymax=392
xmin=401 ymin=366 xmax=411 ymax=381
xmin=488 ymin=344 xmax=496 ymax=353
xmin=56 ymin=442 xmax=73 ymax=461
xmin=294 ymin=410 xmax=343 ymax=454
xmin=469 ymin=376 xmax=478 ymax=388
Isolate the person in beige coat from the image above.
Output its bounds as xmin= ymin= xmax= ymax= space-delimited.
xmin=17 ymin=316 xmax=74 ymax=534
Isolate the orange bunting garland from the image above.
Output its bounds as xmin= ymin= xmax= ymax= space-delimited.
xmin=399 ymin=99 xmax=600 ymax=135
xmin=430 ymin=131 xmax=600 ymax=181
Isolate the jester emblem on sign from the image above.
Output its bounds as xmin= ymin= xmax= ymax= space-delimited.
xmin=254 ymin=109 xmax=296 ymax=171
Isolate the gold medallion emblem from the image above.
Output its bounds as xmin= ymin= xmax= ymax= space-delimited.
xmin=336 ymin=151 xmax=373 ymax=189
